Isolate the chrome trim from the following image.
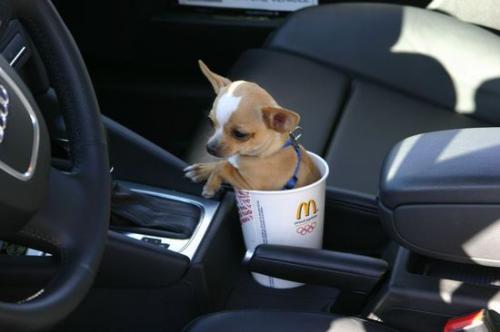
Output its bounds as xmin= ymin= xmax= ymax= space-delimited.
xmin=243 ymin=249 xmax=255 ymax=264
xmin=118 ymin=182 xmax=220 ymax=260
xmin=0 ymin=84 xmax=9 ymax=144
xmin=9 ymin=46 xmax=26 ymax=67
xmin=0 ymin=66 xmax=40 ymax=181
xmin=0 ymin=240 xmax=51 ymax=257
xmin=25 ymin=248 xmax=51 ymax=257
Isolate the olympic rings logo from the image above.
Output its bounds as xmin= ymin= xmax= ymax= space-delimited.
xmin=296 ymin=222 xmax=317 ymax=235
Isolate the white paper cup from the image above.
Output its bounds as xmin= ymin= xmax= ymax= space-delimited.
xmin=235 ymin=152 xmax=329 ymax=289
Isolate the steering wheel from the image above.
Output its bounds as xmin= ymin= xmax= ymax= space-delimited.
xmin=0 ymin=1 xmax=110 ymax=330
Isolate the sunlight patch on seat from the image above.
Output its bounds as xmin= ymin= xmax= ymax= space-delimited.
xmin=386 ymin=134 xmax=420 ymax=182
xmin=436 ymin=129 xmax=500 ymax=163
xmin=390 ymin=7 xmax=500 ymax=113
xmin=463 ymin=219 xmax=500 ymax=265
xmin=439 ymin=279 xmax=463 ymax=304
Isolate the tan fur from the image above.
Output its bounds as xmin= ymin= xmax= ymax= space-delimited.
xmin=185 ymin=61 xmax=320 ymax=198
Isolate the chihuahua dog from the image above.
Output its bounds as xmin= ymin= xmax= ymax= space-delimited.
xmin=184 ymin=61 xmax=320 ymax=198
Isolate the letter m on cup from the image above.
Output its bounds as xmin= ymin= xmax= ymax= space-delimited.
xmin=296 ymin=200 xmax=317 ymax=220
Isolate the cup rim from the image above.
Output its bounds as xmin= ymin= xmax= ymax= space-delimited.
xmin=235 ymin=152 xmax=329 ymax=195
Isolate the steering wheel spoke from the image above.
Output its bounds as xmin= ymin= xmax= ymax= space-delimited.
xmin=18 ymin=165 xmax=106 ymax=260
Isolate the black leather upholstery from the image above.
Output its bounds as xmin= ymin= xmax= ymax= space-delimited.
xmin=111 ymin=183 xmax=200 ymax=239
xmin=379 ymin=128 xmax=500 ymax=267
xmin=270 ymin=4 xmax=500 ymax=120
xmin=380 ymin=128 xmax=500 ymax=208
xmin=230 ymin=49 xmax=349 ymax=154
xmin=324 ymin=82 xmax=486 ymax=195
xmin=184 ymin=311 xmax=398 ymax=332
xmin=189 ymin=3 xmax=500 ymax=201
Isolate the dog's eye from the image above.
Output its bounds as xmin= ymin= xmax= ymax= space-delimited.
xmin=232 ymin=129 xmax=250 ymax=140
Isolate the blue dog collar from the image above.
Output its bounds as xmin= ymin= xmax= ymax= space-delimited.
xmin=282 ymin=138 xmax=302 ymax=190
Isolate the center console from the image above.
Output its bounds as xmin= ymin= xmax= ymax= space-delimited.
xmin=369 ymin=128 xmax=500 ymax=331
xmin=380 ymin=128 xmax=500 ymax=266
xmin=81 ymin=116 xmax=242 ymax=303
xmin=103 ymin=115 xmax=228 ymax=261
xmin=100 ymin=114 xmax=500 ymax=332
xmin=101 ymin=115 xmax=390 ymax=318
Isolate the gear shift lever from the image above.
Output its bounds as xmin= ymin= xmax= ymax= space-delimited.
xmin=110 ymin=183 xmax=201 ymax=239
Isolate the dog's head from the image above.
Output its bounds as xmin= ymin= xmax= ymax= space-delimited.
xmin=199 ymin=60 xmax=300 ymax=158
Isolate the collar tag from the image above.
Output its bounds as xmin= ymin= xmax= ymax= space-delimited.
xmin=288 ymin=126 xmax=304 ymax=141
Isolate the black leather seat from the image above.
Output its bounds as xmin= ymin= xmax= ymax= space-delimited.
xmin=187 ymin=3 xmax=500 ymax=204
xmin=184 ymin=311 xmax=398 ymax=332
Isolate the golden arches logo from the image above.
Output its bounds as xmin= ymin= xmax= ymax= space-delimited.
xmin=296 ymin=200 xmax=317 ymax=220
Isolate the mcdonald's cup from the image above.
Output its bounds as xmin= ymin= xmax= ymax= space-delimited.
xmin=235 ymin=153 xmax=329 ymax=288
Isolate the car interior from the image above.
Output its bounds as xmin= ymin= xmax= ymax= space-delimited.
xmin=0 ymin=0 xmax=500 ymax=331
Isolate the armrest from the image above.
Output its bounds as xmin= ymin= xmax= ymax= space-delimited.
xmin=245 ymin=244 xmax=388 ymax=294
xmin=379 ymin=128 xmax=500 ymax=267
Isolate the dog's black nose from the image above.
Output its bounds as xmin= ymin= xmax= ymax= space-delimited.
xmin=206 ymin=144 xmax=218 ymax=156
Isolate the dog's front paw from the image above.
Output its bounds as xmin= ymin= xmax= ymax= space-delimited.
xmin=201 ymin=184 xmax=218 ymax=198
xmin=184 ymin=163 xmax=214 ymax=183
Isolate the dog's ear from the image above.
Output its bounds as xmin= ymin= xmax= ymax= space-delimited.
xmin=261 ymin=107 xmax=300 ymax=133
xmin=198 ymin=60 xmax=231 ymax=94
